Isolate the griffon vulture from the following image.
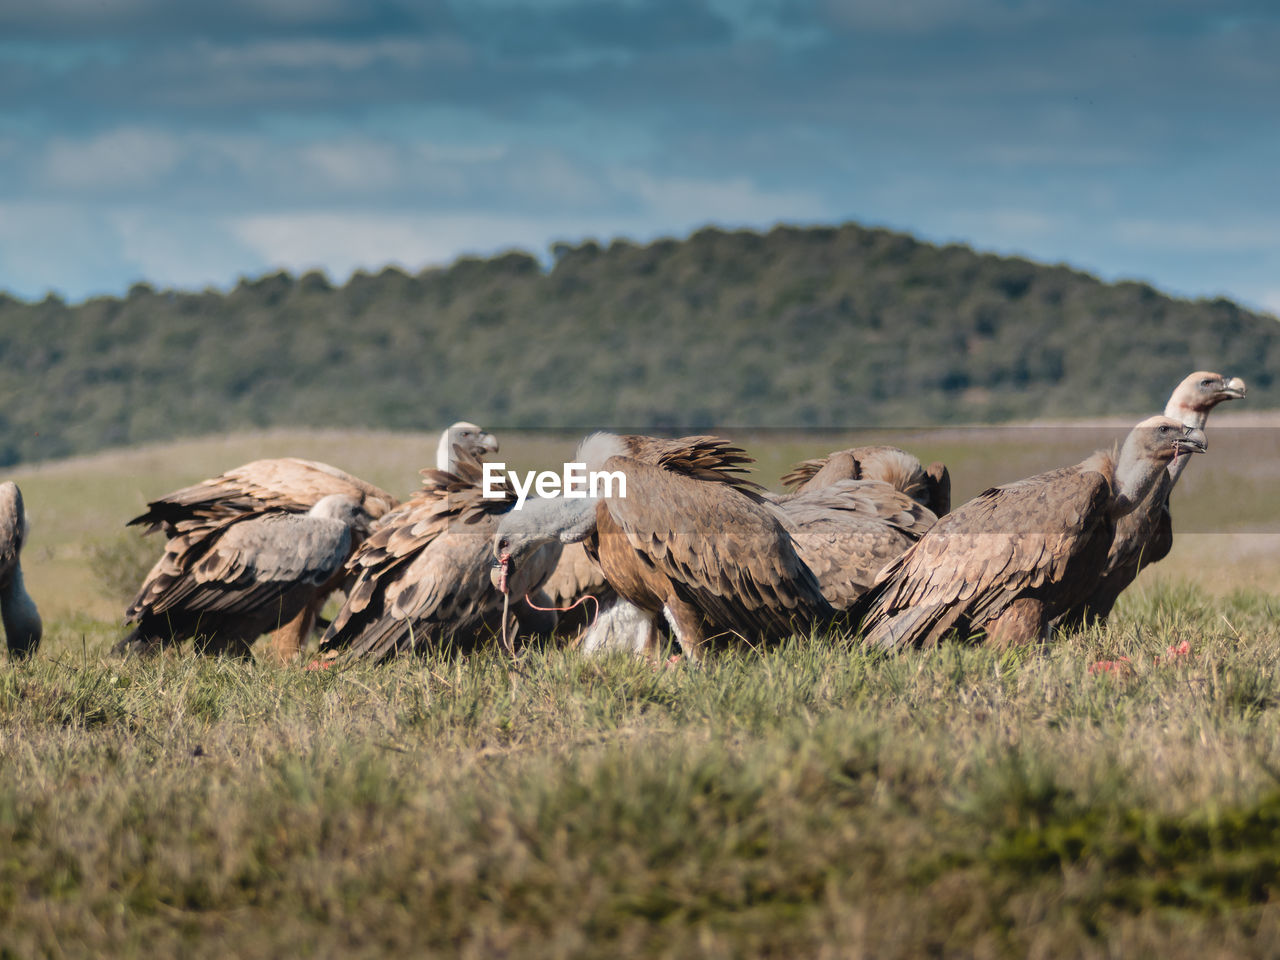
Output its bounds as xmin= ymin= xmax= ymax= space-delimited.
xmin=120 ymin=421 xmax=497 ymax=659
xmin=118 ymin=495 xmax=367 ymax=657
xmin=858 ymin=416 xmax=1207 ymax=651
xmin=781 ymin=445 xmax=951 ymax=516
xmin=1059 ymin=372 xmax=1246 ymax=628
xmin=491 ymin=434 xmax=834 ymax=661
xmin=315 ymin=449 xmax=559 ymax=664
xmin=771 ymin=479 xmax=938 ymax=610
xmin=0 ymin=482 xmax=42 ymax=659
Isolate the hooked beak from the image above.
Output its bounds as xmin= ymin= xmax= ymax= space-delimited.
xmin=479 ymin=432 xmax=499 ymax=455
xmin=490 ymin=551 xmax=511 ymax=593
xmin=1175 ymin=427 xmax=1208 ymax=455
xmin=1219 ymin=377 xmax=1247 ymax=401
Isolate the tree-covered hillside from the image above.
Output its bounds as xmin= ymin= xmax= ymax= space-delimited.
xmin=0 ymin=222 xmax=1274 ymax=465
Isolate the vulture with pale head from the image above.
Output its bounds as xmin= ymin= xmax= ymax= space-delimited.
xmin=491 ymin=434 xmax=834 ymax=661
xmin=315 ymin=448 xmax=560 ymax=664
xmin=119 ymin=495 xmax=368 ymax=657
xmin=1059 ymin=372 xmax=1246 ymax=628
xmin=0 ymin=482 xmax=42 ymax=659
xmin=858 ymin=416 xmax=1207 ymax=651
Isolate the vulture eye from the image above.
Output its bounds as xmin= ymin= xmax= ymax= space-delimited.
xmin=498 ymin=537 xmax=509 ymax=551
xmin=1200 ymin=379 xmax=1214 ymax=388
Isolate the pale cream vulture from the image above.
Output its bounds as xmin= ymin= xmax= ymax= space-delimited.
xmin=0 ymin=481 xmax=41 ymax=659
xmin=491 ymin=434 xmax=834 ymax=661
xmin=1059 ymin=372 xmax=1246 ymax=628
xmin=858 ymin=416 xmax=1207 ymax=650
xmin=316 ymin=449 xmax=560 ymax=664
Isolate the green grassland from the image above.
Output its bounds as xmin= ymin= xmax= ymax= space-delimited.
xmin=4 ymin=427 xmax=1280 ymax=957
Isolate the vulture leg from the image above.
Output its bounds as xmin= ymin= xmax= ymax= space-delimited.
xmin=266 ymin=603 xmax=319 ymax=664
xmin=663 ymin=599 xmax=708 ymax=662
xmin=984 ymin=597 xmax=1049 ymax=649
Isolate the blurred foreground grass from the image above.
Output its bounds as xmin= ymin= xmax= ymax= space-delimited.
xmin=4 ymin=587 xmax=1280 ymax=957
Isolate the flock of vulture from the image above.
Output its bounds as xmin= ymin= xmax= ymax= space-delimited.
xmin=0 ymin=371 xmax=1249 ymax=664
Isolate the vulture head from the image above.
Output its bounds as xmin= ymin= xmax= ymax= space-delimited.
xmin=490 ymin=496 xmax=597 ymax=596
xmin=436 ymin=421 xmax=499 ymax=472
xmin=1166 ymin=372 xmax=1247 ymax=423
xmin=309 ymin=493 xmax=372 ymax=535
xmin=1111 ymin=415 xmax=1207 ymax=517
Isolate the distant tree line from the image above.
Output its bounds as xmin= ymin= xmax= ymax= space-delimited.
xmin=0 ymin=221 xmax=1274 ymax=465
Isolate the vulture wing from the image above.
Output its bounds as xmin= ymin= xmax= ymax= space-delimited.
xmin=774 ymin=479 xmax=937 ymax=609
xmin=133 ymin=511 xmax=353 ymax=619
xmin=319 ymin=451 xmax=558 ymax=662
xmin=129 ymin=457 xmax=397 ymax=536
xmin=597 ymin=455 xmax=832 ymax=642
xmin=859 ymin=462 xmax=1114 ymax=651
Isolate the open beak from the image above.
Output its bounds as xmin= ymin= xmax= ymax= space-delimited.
xmin=1175 ymin=427 xmax=1208 ymax=454
xmin=480 ymin=432 xmax=499 ymax=455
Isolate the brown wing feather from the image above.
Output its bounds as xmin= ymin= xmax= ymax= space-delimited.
xmin=597 ymin=455 xmax=832 ymax=642
xmin=318 ymin=449 xmax=553 ymax=662
xmin=775 ymin=479 xmax=937 ymax=609
xmin=860 ymin=459 xmax=1115 ymax=650
xmin=129 ymin=457 xmax=398 ymax=535
xmin=541 ymin=542 xmax=610 ymax=606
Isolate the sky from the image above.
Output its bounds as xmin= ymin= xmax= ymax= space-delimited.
xmin=0 ymin=0 xmax=1277 ymax=313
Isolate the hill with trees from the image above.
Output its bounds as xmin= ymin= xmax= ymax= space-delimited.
xmin=0 ymin=221 xmax=1274 ymax=465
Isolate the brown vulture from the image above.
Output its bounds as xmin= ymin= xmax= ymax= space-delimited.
xmin=1058 ymin=372 xmax=1246 ymax=628
xmin=0 ymin=482 xmax=42 ymax=659
xmin=119 ymin=495 xmax=368 ymax=657
xmin=770 ymin=479 xmax=939 ymax=610
xmin=315 ymin=449 xmax=560 ymax=664
xmin=780 ymin=445 xmax=951 ymax=516
xmin=118 ymin=421 xmax=497 ymax=658
xmin=491 ymin=434 xmax=834 ymax=661
xmin=858 ymin=416 xmax=1207 ymax=651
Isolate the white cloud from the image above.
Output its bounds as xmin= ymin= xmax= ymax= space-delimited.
xmin=42 ymin=128 xmax=183 ymax=188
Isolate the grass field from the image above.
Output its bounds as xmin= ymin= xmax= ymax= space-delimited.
xmin=3 ymin=424 xmax=1279 ymax=956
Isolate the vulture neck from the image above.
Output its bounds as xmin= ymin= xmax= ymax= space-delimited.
xmin=1 ymin=563 xmax=42 ymax=659
xmin=435 ymin=432 xmax=456 ymax=473
xmin=1162 ymin=397 xmax=1210 ymax=486
xmin=1109 ymin=443 xmax=1172 ymax=520
xmin=514 ymin=495 xmax=599 ymax=545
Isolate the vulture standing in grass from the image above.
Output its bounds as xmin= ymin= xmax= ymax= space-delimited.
xmin=118 ymin=495 xmax=368 ymax=657
xmin=491 ymin=434 xmax=834 ymax=661
xmin=0 ymin=482 xmax=42 ymax=659
xmin=316 ymin=449 xmax=560 ymax=664
xmin=858 ymin=416 xmax=1207 ymax=651
xmin=1058 ymin=372 xmax=1246 ymax=628
xmin=780 ymin=445 xmax=951 ymax=517
xmin=118 ymin=421 xmax=497 ymax=658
